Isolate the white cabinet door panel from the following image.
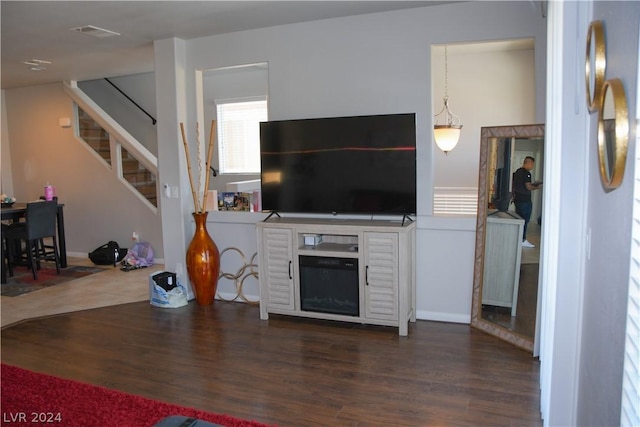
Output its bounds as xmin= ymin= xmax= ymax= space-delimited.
xmin=262 ymin=228 xmax=295 ymax=310
xmin=364 ymin=233 xmax=398 ymax=320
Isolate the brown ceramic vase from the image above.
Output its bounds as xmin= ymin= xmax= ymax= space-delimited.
xmin=186 ymin=212 xmax=220 ymax=305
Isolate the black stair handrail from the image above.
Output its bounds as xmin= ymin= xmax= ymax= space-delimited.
xmin=104 ymin=78 xmax=157 ymax=125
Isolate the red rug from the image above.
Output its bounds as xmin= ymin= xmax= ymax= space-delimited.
xmin=0 ymin=364 xmax=273 ymax=427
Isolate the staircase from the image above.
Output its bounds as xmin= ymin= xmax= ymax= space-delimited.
xmin=121 ymin=148 xmax=157 ymax=207
xmin=76 ymin=105 xmax=158 ymax=208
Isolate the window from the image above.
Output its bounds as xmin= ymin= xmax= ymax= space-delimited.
xmin=216 ymin=98 xmax=267 ymax=174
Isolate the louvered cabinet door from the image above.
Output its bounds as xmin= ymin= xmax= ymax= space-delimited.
xmin=364 ymin=232 xmax=399 ymax=321
xmin=261 ymin=228 xmax=295 ymax=312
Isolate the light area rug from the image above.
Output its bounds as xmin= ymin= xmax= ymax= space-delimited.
xmin=1 ymin=263 xmax=107 ymax=297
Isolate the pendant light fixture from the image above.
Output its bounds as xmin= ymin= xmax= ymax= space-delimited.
xmin=433 ymin=45 xmax=463 ymax=154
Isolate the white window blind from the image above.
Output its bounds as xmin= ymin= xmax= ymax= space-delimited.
xmin=621 ymin=139 xmax=640 ymax=426
xmin=433 ymin=187 xmax=478 ymax=215
xmin=621 ymin=55 xmax=640 ymax=426
xmin=216 ymin=99 xmax=267 ymax=174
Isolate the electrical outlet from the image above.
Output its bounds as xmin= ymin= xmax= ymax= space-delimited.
xmin=132 ymin=232 xmax=139 ymax=242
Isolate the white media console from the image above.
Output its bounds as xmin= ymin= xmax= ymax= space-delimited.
xmin=256 ymin=217 xmax=416 ymax=336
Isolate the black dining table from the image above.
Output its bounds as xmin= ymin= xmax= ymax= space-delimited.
xmin=1 ymin=202 xmax=68 ymax=282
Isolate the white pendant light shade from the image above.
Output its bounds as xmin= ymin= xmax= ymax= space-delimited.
xmin=434 ymin=125 xmax=462 ymax=153
xmin=433 ymin=45 xmax=463 ymax=154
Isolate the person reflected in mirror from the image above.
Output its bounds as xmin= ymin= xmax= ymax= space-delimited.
xmin=512 ymin=156 xmax=542 ymax=248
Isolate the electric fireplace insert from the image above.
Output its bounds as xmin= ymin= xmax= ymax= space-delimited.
xmin=299 ymin=255 xmax=359 ymax=317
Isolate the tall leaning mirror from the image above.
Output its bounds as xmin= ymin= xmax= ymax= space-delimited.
xmin=471 ymin=124 xmax=545 ymax=353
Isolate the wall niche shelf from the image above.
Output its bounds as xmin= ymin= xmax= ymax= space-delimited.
xmin=256 ymin=217 xmax=416 ymax=336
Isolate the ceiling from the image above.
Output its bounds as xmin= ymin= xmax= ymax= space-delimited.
xmin=1 ymin=1 xmax=454 ymax=90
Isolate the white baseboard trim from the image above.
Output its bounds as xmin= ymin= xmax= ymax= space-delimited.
xmin=67 ymin=251 xmax=88 ymax=259
xmin=178 ymin=297 xmax=472 ymax=322
xmin=416 ymin=310 xmax=470 ymax=324
xmin=215 ymin=291 xmax=260 ymax=303
xmin=66 ymin=252 xmax=164 ymax=265
xmin=184 ymin=291 xmax=259 ymax=304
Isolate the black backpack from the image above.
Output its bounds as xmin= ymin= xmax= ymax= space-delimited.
xmin=88 ymin=241 xmax=127 ymax=266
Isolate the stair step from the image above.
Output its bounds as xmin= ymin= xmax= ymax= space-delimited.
xmin=81 ymin=138 xmax=110 ymax=148
xmin=133 ymin=183 xmax=157 ymax=193
xmin=122 ymin=160 xmax=144 ymax=173
xmin=81 ymin=134 xmax=108 ymax=140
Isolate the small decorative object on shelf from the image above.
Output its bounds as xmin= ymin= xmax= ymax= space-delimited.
xmin=180 ymin=120 xmax=221 ymax=305
xmin=218 ymin=192 xmax=251 ymax=211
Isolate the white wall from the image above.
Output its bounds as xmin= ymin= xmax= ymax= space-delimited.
xmin=417 ymin=217 xmax=476 ymax=322
xmin=433 ymin=45 xmax=537 ymax=188
xmin=424 ymin=43 xmax=537 ymax=322
xmin=155 ymin=1 xmax=547 ymax=322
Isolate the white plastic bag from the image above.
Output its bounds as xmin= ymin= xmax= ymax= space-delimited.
xmin=150 ymin=284 xmax=188 ymax=308
xmin=149 ymin=272 xmax=188 ymax=308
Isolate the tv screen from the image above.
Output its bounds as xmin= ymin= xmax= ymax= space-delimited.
xmin=260 ymin=113 xmax=416 ymax=215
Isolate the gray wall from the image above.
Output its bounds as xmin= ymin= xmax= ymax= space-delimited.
xmin=578 ymin=2 xmax=639 ymax=425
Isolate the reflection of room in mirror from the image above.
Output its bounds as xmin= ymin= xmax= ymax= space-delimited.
xmin=588 ymin=35 xmax=597 ymax=97
xmin=482 ymin=221 xmax=540 ymax=338
xmin=602 ymin=86 xmax=616 ymax=176
xmin=488 ymin=138 xmax=512 ymax=212
xmin=603 ymin=118 xmax=615 ymax=177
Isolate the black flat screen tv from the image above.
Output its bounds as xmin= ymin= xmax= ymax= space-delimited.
xmin=259 ymin=113 xmax=416 ymax=215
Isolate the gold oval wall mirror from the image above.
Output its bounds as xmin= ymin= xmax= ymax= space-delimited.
xmin=597 ymin=78 xmax=629 ymax=190
xmin=585 ymin=20 xmax=606 ymax=113
xmin=471 ymin=124 xmax=545 ymax=353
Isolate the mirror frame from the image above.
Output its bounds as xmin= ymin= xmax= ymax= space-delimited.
xmin=597 ymin=78 xmax=629 ymax=191
xmin=471 ymin=124 xmax=545 ymax=353
xmin=585 ymin=20 xmax=606 ymax=113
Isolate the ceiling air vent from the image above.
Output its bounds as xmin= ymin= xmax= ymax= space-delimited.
xmin=69 ymin=25 xmax=120 ymax=38
xmin=22 ymin=59 xmax=51 ymax=71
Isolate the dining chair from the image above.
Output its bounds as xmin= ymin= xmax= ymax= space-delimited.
xmin=5 ymin=201 xmax=61 ymax=280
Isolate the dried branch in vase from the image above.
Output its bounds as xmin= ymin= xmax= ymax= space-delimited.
xmin=179 ymin=120 xmax=217 ymax=214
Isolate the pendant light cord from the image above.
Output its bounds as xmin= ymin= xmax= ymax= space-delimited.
xmin=444 ymin=45 xmax=449 ymax=100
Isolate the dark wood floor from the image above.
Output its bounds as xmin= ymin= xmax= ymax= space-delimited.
xmin=1 ymin=301 xmax=541 ymax=427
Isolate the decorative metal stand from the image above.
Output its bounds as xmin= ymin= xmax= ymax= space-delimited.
xmin=216 ymin=247 xmax=259 ymax=305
